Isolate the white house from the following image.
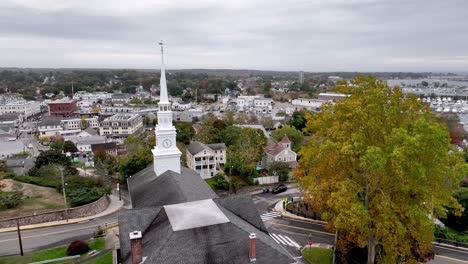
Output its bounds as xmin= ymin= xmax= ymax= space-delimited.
xmin=291 ymin=98 xmax=324 ymax=111
xmin=262 ymin=135 xmax=298 ymax=169
xmin=37 ymin=117 xmax=63 ymax=137
xmin=69 ymin=135 xmax=107 ymax=153
xmin=186 ymin=142 xmax=226 ymax=179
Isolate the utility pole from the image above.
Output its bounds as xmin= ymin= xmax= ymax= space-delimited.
xmin=58 ymin=166 xmax=69 ymax=222
xmin=228 ymin=149 xmax=233 ymax=196
xmin=16 ymin=219 xmax=23 ymax=256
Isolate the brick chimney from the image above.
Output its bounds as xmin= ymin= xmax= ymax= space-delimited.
xmin=129 ymin=230 xmax=143 ymax=264
xmin=249 ymin=233 xmax=256 ymax=262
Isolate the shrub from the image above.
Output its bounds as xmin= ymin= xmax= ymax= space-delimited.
xmin=213 ymin=173 xmax=229 ymax=190
xmin=65 ymin=176 xmax=111 ymax=207
xmin=13 ymin=175 xmax=58 ymax=188
xmin=67 ymin=240 xmax=89 ymax=256
xmin=0 ymin=191 xmax=23 ymax=209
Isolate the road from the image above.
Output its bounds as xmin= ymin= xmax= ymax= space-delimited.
xmin=0 ymin=213 xmax=118 ymax=256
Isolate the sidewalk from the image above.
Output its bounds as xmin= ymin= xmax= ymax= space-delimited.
xmin=0 ymin=193 xmax=124 ymax=233
xmin=273 ymin=200 xmax=326 ymax=225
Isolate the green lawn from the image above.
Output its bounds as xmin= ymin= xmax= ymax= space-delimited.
xmin=0 ymin=238 xmax=106 ymax=264
xmin=87 ymin=251 xmax=112 ymax=264
xmin=302 ymin=247 xmax=333 ymax=264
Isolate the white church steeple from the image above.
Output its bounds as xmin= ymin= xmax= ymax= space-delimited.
xmin=152 ymin=41 xmax=181 ymax=176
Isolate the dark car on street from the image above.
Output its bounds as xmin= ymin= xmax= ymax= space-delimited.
xmin=272 ymin=184 xmax=287 ymax=194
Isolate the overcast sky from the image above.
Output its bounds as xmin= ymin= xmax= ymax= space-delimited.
xmin=0 ymin=0 xmax=467 ymax=72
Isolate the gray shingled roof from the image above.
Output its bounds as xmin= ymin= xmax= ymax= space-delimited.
xmin=186 ymin=141 xmax=208 ymax=155
xmin=38 ymin=116 xmax=62 ymax=127
xmin=186 ymin=141 xmax=226 ymax=155
xmin=207 ymin=143 xmax=226 ymax=151
xmin=0 ymin=113 xmax=20 ymax=122
xmin=119 ymin=197 xmax=295 ymax=264
xmin=128 ymin=165 xmax=218 ymax=208
xmin=82 ymin=127 xmax=98 ymax=136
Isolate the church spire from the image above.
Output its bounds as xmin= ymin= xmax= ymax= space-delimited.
xmin=152 ymin=41 xmax=181 ymax=176
xmin=158 ymin=41 xmax=169 ymax=104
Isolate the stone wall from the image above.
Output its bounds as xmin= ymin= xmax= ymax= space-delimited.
xmin=0 ymin=195 xmax=110 ymax=228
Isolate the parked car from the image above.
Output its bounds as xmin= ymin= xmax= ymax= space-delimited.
xmin=272 ymin=184 xmax=287 ymax=194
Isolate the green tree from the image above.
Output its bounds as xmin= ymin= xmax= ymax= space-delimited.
xmin=63 ymin=141 xmax=78 ymax=153
xmin=269 ymin=161 xmax=290 ymax=181
xmin=444 ymin=188 xmax=468 ymax=232
xmin=175 ymin=122 xmax=195 ymax=144
xmin=288 ymin=110 xmax=309 ymax=132
xmin=271 ymin=125 xmax=304 ymax=152
xmin=295 ymin=76 xmax=466 ymax=263
xmin=130 ymin=98 xmax=142 ymax=104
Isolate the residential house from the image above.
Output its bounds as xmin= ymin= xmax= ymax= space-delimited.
xmin=76 ymin=127 xmax=99 ymax=138
xmin=111 ymin=93 xmax=132 ymax=106
xmin=91 ymin=142 xmax=119 ymax=156
xmin=291 ymin=98 xmax=324 ymax=112
xmin=99 ymin=113 xmax=143 ymax=138
xmin=262 ymin=135 xmax=298 ymax=169
xmin=186 ymin=142 xmax=226 ymax=179
xmin=37 ymin=117 xmax=63 ymax=137
xmin=69 ymin=135 xmax=107 ymax=153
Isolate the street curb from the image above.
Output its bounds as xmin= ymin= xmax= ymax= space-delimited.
xmin=0 ymin=219 xmax=85 ymax=233
xmin=433 ymin=242 xmax=468 ymax=253
xmin=273 ymin=200 xmax=327 ymax=225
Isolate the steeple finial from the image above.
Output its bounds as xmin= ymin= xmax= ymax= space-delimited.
xmin=158 ymin=40 xmax=169 ymax=104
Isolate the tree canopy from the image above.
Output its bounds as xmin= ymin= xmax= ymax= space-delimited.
xmin=294 ymin=76 xmax=466 ymax=263
xmin=271 ymin=125 xmax=304 ymax=152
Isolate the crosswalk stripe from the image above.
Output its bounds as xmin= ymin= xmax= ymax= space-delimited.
xmin=283 ymin=235 xmax=300 ymax=248
xmin=271 ymin=233 xmax=286 ymax=245
xmin=260 ymin=211 xmax=281 ymax=222
xmin=262 ymin=212 xmax=281 ymax=217
xmin=269 ymin=234 xmax=281 ymax=244
xmin=269 ymin=233 xmax=301 ymax=248
xmin=278 ymin=234 xmax=295 ymax=247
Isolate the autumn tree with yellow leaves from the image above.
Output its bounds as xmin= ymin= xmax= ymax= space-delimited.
xmin=294 ymin=76 xmax=466 ymax=263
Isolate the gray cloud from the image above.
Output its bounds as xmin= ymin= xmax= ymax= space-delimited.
xmin=0 ymin=0 xmax=467 ymax=71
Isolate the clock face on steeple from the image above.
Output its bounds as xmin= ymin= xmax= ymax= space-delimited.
xmin=162 ymin=139 xmax=172 ymax=148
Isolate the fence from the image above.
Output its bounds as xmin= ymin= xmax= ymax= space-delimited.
xmin=256 ymin=176 xmax=279 ymax=185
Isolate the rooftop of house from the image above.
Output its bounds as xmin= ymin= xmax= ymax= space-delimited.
xmin=91 ymin=142 xmax=118 ymax=152
xmin=186 ymin=141 xmax=226 ymax=155
xmin=81 ymin=127 xmax=99 ymax=136
xmin=49 ymin=98 xmax=75 ymax=104
xmin=38 ymin=116 xmax=62 ymax=127
xmin=103 ymin=113 xmax=140 ymax=122
xmin=0 ymin=113 xmax=21 ymax=122
xmin=264 ymin=135 xmax=292 ymax=156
